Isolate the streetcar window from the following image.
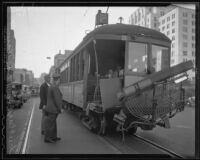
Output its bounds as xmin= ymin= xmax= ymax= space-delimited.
xmin=151 ymin=45 xmax=170 ymax=72
xmin=128 ymin=42 xmax=147 ymax=73
xmin=79 ymin=51 xmax=84 ymax=80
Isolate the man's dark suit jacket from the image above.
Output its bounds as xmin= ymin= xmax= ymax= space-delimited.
xmin=44 ymin=85 xmax=62 ymax=114
xmin=39 ymin=82 xmax=49 ymax=109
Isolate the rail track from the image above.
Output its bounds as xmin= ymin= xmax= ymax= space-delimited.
xmin=133 ymin=134 xmax=184 ymax=158
xmin=100 ymin=131 xmax=184 ymax=158
xmin=65 ymin=108 xmax=185 ymax=157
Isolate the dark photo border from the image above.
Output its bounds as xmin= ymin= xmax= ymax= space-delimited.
xmin=1 ymin=0 xmax=199 ymax=159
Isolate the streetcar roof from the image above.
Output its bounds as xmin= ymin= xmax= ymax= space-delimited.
xmin=57 ymin=24 xmax=170 ymax=70
xmin=84 ymin=24 xmax=171 ymax=42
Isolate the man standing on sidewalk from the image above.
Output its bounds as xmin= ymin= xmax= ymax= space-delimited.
xmin=39 ymin=74 xmax=50 ymax=135
xmin=43 ymin=73 xmax=62 ymax=143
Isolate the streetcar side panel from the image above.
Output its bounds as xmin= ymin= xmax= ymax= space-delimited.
xmin=60 ymin=84 xmax=73 ymax=103
xmin=73 ymin=81 xmax=84 ymax=108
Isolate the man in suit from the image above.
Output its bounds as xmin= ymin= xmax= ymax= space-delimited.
xmin=39 ymin=74 xmax=50 ymax=135
xmin=43 ymin=73 xmax=62 ymax=143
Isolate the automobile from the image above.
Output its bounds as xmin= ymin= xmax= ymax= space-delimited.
xmin=22 ymin=85 xmax=31 ymax=102
xmin=10 ymin=82 xmax=23 ymax=108
xmin=186 ymin=96 xmax=195 ymax=107
xmin=31 ymin=86 xmax=40 ymax=97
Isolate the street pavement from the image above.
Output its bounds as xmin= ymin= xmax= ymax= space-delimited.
xmin=6 ymin=98 xmax=35 ymax=154
xmin=136 ymin=107 xmax=195 ymax=158
xmin=25 ymin=97 xmax=121 ymax=154
xmin=6 ymin=97 xmax=195 ymax=156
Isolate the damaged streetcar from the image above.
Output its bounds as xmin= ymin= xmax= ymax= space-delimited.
xmin=57 ymin=24 xmax=193 ymax=137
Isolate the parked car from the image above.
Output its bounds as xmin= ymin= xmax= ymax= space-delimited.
xmin=9 ymin=82 xmax=23 ymax=108
xmin=22 ymin=85 xmax=31 ymax=102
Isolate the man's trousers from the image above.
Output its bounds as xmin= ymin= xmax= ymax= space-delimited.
xmin=44 ymin=112 xmax=58 ymax=140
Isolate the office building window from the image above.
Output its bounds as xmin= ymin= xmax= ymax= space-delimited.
xmin=192 ymin=43 xmax=195 ymax=48
xmin=183 ymin=12 xmax=188 ymax=17
xmin=183 ymin=51 xmax=187 ymax=56
xmin=184 ymin=58 xmax=188 ymax=62
xmin=171 ymin=50 xmax=174 ymax=57
xmin=161 ymin=11 xmax=164 ymax=16
xmin=172 ymin=13 xmax=175 ymax=19
xmin=192 ymin=51 xmax=195 ymax=56
xmin=167 ymin=31 xmax=170 ymax=35
xmin=192 ymin=28 xmax=195 ymax=33
xmin=172 ymin=21 xmax=175 ymax=26
xmin=183 ymin=42 xmax=188 ymax=47
xmin=154 ymin=23 xmax=157 ymax=28
xmin=162 ymin=26 xmax=165 ymax=31
xmin=172 ymin=28 xmax=175 ymax=33
xmin=192 ymin=36 xmax=195 ymax=41
xmin=183 ymin=27 xmax=187 ymax=32
xmin=183 ymin=19 xmax=188 ymax=25
xmin=183 ymin=34 xmax=187 ymax=40
xmin=172 ymin=43 xmax=175 ymax=48
xmin=167 ymin=17 xmax=170 ymax=21
xmin=192 ymin=14 xmax=195 ymax=18
xmin=172 ymin=35 xmax=175 ymax=41
xmin=167 ymin=24 xmax=170 ymax=29
xmin=192 ymin=21 xmax=195 ymax=25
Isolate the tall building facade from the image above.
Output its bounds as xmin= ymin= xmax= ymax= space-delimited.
xmin=7 ymin=7 xmax=16 ymax=83
xmin=158 ymin=7 xmax=195 ymax=79
xmin=129 ymin=6 xmax=195 ymax=80
xmin=128 ymin=7 xmax=174 ymax=30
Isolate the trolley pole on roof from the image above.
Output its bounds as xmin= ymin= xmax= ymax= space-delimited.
xmin=106 ymin=6 xmax=109 ymax=13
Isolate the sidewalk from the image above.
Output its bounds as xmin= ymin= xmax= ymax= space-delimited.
xmin=25 ymin=98 xmax=121 ymax=154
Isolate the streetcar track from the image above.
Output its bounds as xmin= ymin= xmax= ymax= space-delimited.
xmin=64 ymin=108 xmax=185 ymax=156
xmin=133 ymin=134 xmax=184 ymax=158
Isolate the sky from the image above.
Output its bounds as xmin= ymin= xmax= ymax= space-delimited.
xmin=11 ymin=5 xmax=195 ymax=78
xmin=11 ymin=6 xmax=137 ymax=78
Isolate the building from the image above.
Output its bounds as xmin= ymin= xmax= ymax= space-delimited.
xmin=158 ymin=6 xmax=195 ymax=80
xmin=129 ymin=6 xmax=195 ymax=80
xmin=25 ymin=70 xmax=34 ymax=85
xmin=13 ymin=68 xmax=34 ymax=85
xmin=7 ymin=7 xmax=16 ymax=83
xmin=54 ymin=50 xmax=72 ymax=68
xmin=128 ymin=7 xmax=174 ymax=30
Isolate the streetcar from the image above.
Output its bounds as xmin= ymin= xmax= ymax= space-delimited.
xmin=57 ymin=24 xmax=193 ymax=137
